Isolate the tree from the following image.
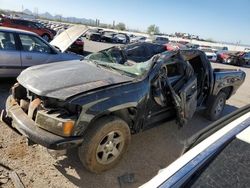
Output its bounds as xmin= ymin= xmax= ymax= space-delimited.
xmin=116 ymin=22 xmax=126 ymax=31
xmin=147 ymin=24 xmax=160 ymax=35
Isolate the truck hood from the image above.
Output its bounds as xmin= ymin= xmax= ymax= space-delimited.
xmin=50 ymin=25 xmax=88 ymax=52
xmin=17 ymin=60 xmax=134 ymax=100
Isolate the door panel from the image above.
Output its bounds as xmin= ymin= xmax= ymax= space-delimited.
xmin=0 ymin=31 xmax=22 ymax=77
xmin=179 ymin=76 xmax=197 ymax=121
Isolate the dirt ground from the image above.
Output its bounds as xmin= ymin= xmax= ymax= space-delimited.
xmin=0 ymin=45 xmax=249 ymax=187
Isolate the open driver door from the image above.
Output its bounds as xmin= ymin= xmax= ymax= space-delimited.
xmin=160 ymin=64 xmax=198 ymax=126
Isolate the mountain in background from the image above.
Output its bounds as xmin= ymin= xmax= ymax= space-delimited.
xmin=23 ymin=9 xmax=33 ymax=15
xmin=22 ymin=8 xmax=96 ymax=25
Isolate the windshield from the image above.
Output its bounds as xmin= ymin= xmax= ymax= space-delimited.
xmin=86 ymin=48 xmax=154 ymax=77
xmin=203 ymin=48 xmax=213 ymax=52
xmin=104 ymin=32 xmax=115 ymax=36
xmin=35 ymin=23 xmax=44 ymax=28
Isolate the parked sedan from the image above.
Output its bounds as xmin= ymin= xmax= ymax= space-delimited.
xmin=113 ymin=33 xmax=130 ymax=44
xmin=0 ymin=17 xmax=55 ymax=41
xmin=146 ymin=35 xmax=169 ymax=45
xmin=0 ymin=26 xmax=87 ymax=77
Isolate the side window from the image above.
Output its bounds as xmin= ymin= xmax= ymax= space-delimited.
xmin=166 ymin=59 xmax=184 ymax=77
xmin=167 ymin=64 xmax=182 ymax=77
xmin=27 ymin=22 xmax=36 ymax=28
xmin=19 ymin=34 xmax=51 ymax=53
xmin=0 ymin=31 xmax=16 ymax=51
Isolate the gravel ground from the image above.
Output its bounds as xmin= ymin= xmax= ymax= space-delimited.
xmin=0 ymin=41 xmax=249 ymax=188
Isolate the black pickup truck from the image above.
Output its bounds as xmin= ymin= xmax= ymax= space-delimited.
xmin=1 ymin=45 xmax=245 ymax=173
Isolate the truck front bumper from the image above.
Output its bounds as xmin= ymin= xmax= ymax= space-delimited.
xmin=1 ymin=103 xmax=83 ymax=150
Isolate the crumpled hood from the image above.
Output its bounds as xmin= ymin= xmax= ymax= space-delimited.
xmin=17 ymin=60 xmax=134 ymax=100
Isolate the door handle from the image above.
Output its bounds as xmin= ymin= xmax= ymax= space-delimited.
xmin=26 ymin=55 xmax=32 ymax=60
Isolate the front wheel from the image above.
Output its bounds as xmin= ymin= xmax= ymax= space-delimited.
xmin=78 ymin=116 xmax=131 ymax=173
xmin=205 ymin=92 xmax=227 ymax=121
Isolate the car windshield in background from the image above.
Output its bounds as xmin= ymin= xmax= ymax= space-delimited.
xmin=203 ymin=48 xmax=213 ymax=52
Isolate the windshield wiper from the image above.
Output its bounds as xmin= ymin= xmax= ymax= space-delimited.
xmin=87 ymin=59 xmax=122 ymax=74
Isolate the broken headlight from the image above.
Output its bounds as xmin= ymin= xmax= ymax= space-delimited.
xmin=35 ymin=110 xmax=76 ymax=137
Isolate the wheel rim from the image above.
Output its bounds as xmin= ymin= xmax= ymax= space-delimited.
xmin=214 ymin=98 xmax=225 ymax=116
xmin=96 ymin=130 xmax=124 ymax=165
xmin=42 ymin=35 xmax=49 ymax=41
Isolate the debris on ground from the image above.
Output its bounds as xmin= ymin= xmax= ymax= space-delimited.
xmin=118 ymin=173 xmax=135 ymax=188
xmin=9 ymin=171 xmax=25 ymax=188
xmin=0 ymin=162 xmax=25 ymax=188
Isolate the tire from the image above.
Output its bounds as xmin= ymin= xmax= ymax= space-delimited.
xmin=78 ymin=116 xmax=131 ymax=173
xmin=41 ymin=34 xmax=50 ymax=42
xmin=205 ymin=92 xmax=227 ymax=121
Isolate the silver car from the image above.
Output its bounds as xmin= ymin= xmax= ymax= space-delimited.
xmin=0 ymin=25 xmax=88 ymax=77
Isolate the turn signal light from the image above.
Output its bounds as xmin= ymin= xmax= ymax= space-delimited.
xmin=63 ymin=121 xmax=75 ymax=136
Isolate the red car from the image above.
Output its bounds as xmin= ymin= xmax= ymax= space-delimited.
xmin=165 ymin=42 xmax=187 ymax=51
xmin=68 ymin=38 xmax=85 ymax=54
xmin=0 ymin=17 xmax=54 ymax=41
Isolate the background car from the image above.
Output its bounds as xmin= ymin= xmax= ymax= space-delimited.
xmin=100 ymin=31 xmax=116 ymax=43
xmin=0 ymin=17 xmax=55 ymax=41
xmin=165 ymin=42 xmax=187 ymax=51
xmin=186 ymin=43 xmax=200 ymax=49
xmin=146 ymin=35 xmax=169 ymax=45
xmin=67 ymin=37 xmax=84 ymax=54
xmin=225 ymin=51 xmax=248 ymax=66
xmin=130 ymin=36 xmax=147 ymax=43
xmin=0 ymin=26 xmax=86 ymax=77
xmin=217 ymin=51 xmax=231 ymax=63
xmin=113 ymin=33 xmax=130 ymax=44
xmin=85 ymin=28 xmax=103 ymax=41
xmin=200 ymin=48 xmax=217 ymax=62
xmin=243 ymin=52 xmax=250 ymax=64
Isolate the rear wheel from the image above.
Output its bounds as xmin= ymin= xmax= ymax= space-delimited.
xmin=205 ymin=92 xmax=227 ymax=121
xmin=78 ymin=116 xmax=131 ymax=173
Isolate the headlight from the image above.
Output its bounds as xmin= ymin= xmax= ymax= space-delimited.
xmin=226 ymin=59 xmax=232 ymax=63
xmin=35 ymin=110 xmax=75 ymax=137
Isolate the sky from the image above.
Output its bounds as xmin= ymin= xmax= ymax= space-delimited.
xmin=1 ymin=0 xmax=250 ymax=45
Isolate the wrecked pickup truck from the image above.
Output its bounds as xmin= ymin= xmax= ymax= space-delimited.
xmin=1 ymin=48 xmax=245 ymax=173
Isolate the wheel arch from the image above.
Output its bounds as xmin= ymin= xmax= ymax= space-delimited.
xmin=88 ymin=105 xmax=138 ymax=133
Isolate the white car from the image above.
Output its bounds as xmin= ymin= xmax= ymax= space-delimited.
xmin=130 ymin=36 xmax=147 ymax=43
xmin=200 ymin=48 xmax=217 ymax=62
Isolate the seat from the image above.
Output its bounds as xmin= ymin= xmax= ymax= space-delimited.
xmin=1 ymin=39 xmax=15 ymax=50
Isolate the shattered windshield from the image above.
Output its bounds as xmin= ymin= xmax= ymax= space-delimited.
xmin=86 ymin=48 xmax=154 ymax=77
